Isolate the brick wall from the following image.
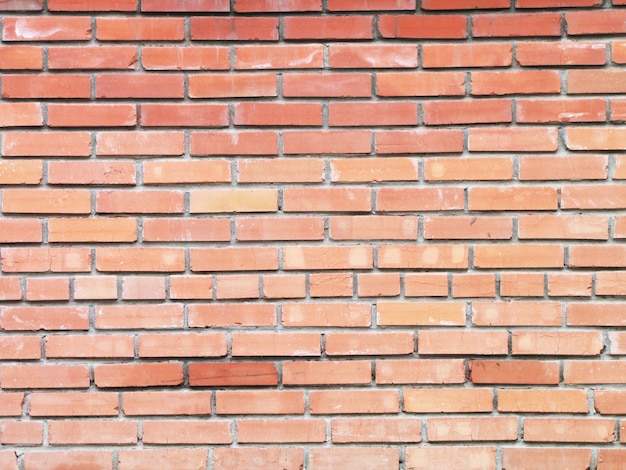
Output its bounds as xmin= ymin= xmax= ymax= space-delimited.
xmin=0 ymin=0 xmax=625 ymax=468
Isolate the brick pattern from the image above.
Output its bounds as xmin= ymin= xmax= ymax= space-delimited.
xmin=1 ymin=0 xmax=626 ymax=468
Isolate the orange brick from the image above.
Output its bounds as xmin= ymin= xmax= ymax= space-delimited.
xmin=473 ymin=301 xmax=561 ymax=326
xmin=423 ymin=99 xmax=512 ymax=125
xmin=377 ymin=187 xmax=464 ymax=212
xmin=423 ymin=0 xmax=508 ymax=7
xmin=377 ymin=301 xmax=465 ymax=326
xmin=562 ymin=185 xmax=626 ymax=210
xmin=565 ymin=361 xmax=626 ymax=384
xmin=283 ymin=245 xmax=373 ymax=270
xmin=1 ymin=247 xmax=91 ymax=273
xmin=216 ymin=390 xmax=304 ymax=415
xmin=570 ymin=245 xmax=626 ymax=268
xmin=284 ymin=130 xmax=371 ymax=154
xmin=74 ymin=275 xmax=117 ymax=300
xmin=235 ymin=0 xmax=321 ymax=11
xmin=263 ymin=274 xmax=307 ymax=299
xmin=357 ymin=273 xmax=400 ymax=297
xmin=0 ymin=219 xmax=42 ymax=243
xmin=0 ymin=336 xmax=40 ymax=360
xmin=516 ymin=98 xmax=606 ymax=123
xmin=524 ymin=418 xmax=615 ymax=443
xmin=141 ymin=0 xmax=229 ymax=11
xmin=471 ymin=360 xmax=559 ymax=384
xmin=190 ymin=189 xmax=278 ymax=213
xmin=519 ymin=214 xmax=608 ymax=240
xmin=379 ymin=359 xmax=465 ymax=385
xmin=141 ymin=103 xmax=228 ymax=128
xmin=100 ymin=73 xmax=184 ymax=98
xmin=139 ymin=332 xmax=227 ymax=358
xmin=190 ymin=247 xmax=278 ymax=272
xmin=377 ymin=71 xmax=465 ymax=97
xmin=0 ymin=102 xmax=42 ymax=127
xmin=378 ymin=244 xmax=468 ymax=269
xmin=23 ymin=451 xmax=112 ymax=470
xmin=94 ymin=363 xmax=183 ymax=388
xmin=469 ymin=127 xmax=558 ymax=152
xmin=519 ymin=155 xmax=608 ymax=180
xmin=214 ymin=448 xmax=304 ymax=470
xmin=1 ymin=306 xmax=88 ymax=331
xmin=309 ymin=447 xmax=399 ymax=469
xmin=420 ymin=331 xmax=508 ymax=355
xmin=25 ymin=277 xmax=69 ymax=301
xmin=512 ymin=331 xmax=602 ymax=356
xmin=2 ymin=188 xmax=91 ymax=215
xmin=474 ymin=244 xmax=564 ymax=269
xmin=326 ymin=332 xmax=413 ymax=356
xmin=500 ymin=272 xmax=545 ymax=297
xmin=142 ymin=420 xmax=231 ymax=444
xmin=96 ymin=247 xmax=185 ymax=272
xmin=331 ymin=417 xmax=422 ymax=443
xmin=406 ymin=447 xmax=496 ymax=470
xmin=281 ymin=302 xmax=371 ymax=327
xmin=231 ymin=332 xmax=320 ymax=357
xmin=452 ymin=273 xmax=496 ymax=298
xmin=96 ymin=131 xmax=184 ymax=155
xmin=330 ymin=157 xmax=418 ymax=183
xmin=46 ymin=334 xmax=134 ymax=359
xmin=472 ymin=70 xmax=560 ymax=95
xmin=48 ymin=161 xmax=136 ymax=185
xmin=118 ymin=449 xmax=208 ymax=470
xmin=235 ymin=102 xmax=322 ymax=126
xmin=237 ymin=419 xmax=326 ymax=443
xmin=548 ymin=273 xmax=592 ymax=297
xmin=142 ymin=46 xmax=229 ymax=70
xmin=569 ymin=70 xmax=626 ymax=94
xmin=122 ymin=391 xmax=213 ymax=416
xmin=282 ymin=360 xmax=371 ymax=385
xmin=404 ymin=273 xmax=449 ymax=297
xmin=566 ymin=127 xmax=626 ymax=151
xmin=1 ymin=364 xmax=89 ymax=389
xmin=404 ymin=388 xmax=493 ymax=413
xmin=2 ymin=74 xmax=90 ymax=99
xmin=499 ymin=388 xmax=589 ymax=413
xmin=49 ymin=217 xmax=137 ymax=243
xmin=236 ymin=217 xmax=324 ymax=241
xmin=376 ymin=129 xmax=464 ymax=153
xmin=2 ymin=131 xmax=90 ymax=157
xmin=309 ymin=272 xmax=353 ymax=298
xmin=238 ymin=158 xmax=324 ymax=183
xmin=596 ymin=272 xmax=626 ymax=297
xmin=189 ymin=303 xmax=276 ymax=327
xmin=427 ymin=417 xmax=518 ymax=441
xmin=424 ymin=216 xmax=513 ymax=240
xmin=311 ymin=389 xmax=398 ymax=414
xmin=502 ymin=448 xmax=591 ymax=470
xmin=0 ymin=160 xmax=42 ymax=185
xmin=0 ymin=422 xmax=43 ymax=445
xmin=29 ymin=392 xmax=118 ymax=417
xmin=95 ymin=304 xmax=184 ymax=329
xmin=48 ymin=420 xmax=137 ymax=445
xmin=143 ymin=218 xmax=230 ymax=242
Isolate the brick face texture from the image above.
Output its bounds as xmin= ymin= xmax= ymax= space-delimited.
xmin=0 ymin=0 xmax=626 ymax=468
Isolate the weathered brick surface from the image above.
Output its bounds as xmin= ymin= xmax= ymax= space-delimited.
xmin=0 ymin=1 xmax=624 ymax=467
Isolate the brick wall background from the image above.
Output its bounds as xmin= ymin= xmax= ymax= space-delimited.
xmin=0 ymin=0 xmax=626 ymax=468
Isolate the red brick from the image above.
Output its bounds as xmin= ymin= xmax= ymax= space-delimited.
xmin=96 ymin=17 xmax=184 ymax=41
xmin=1 ymin=247 xmax=91 ymax=273
xmin=142 ymin=46 xmax=229 ymax=70
xmin=282 ymin=360 xmax=371 ymax=385
xmin=569 ymin=70 xmax=626 ymax=94
xmin=284 ymin=130 xmax=371 ymax=154
xmin=404 ymin=388 xmax=493 ymax=413
xmin=519 ymin=155 xmax=608 ymax=180
xmin=283 ymin=245 xmax=372 ymax=270
xmin=238 ymin=158 xmax=324 ymax=183
xmin=377 ymin=302 xmax=465 ymax=326
xmin=329 ymin=101 xmax=417 ymax=126
xmin=189 ymin=73 xmax=277 ymax=98
xmin=235 ymin=44 xmax=322 ymax=70
xmin=121 ymin=276 xmax=165 ymax=300
xmin=330 ymin=215 xmax=417 ymax=240
xmin=503 ymin=448 xmax=591 ymax=470
xmin=475 ymin=244 xmax=563 ymax=269
xmin=49 ymin=217 xmax=137 ymax=243
xmin=284 ymin=16 xmax=372 ymax=39
xmin=48 ymin=46 xmax=137 ymax=69
xmin=499 ymin=389 xmax=589 ymax=413
xmin=143 ymin=218 xmax=230 ymax=242
xmin=123 ymin=391 xmax=212 ymax=416
xmin=471 ymin=360 xmax=559 ymax=384
xmin=517 ymin=41 xmax=606 ymax=66
xmin=424 ymin=216 xmax=512 ymax=240
xmin=423 ymin=0 xmax=508 ymax=7
xmin=423 ymin=43 xmax=511 ymax=68
xmin=94 ymin=363 xmax=183 ymax=388
xmin=329 ymin=0 xmax=415 ymax=8
xmin=49 ymin=420 xmax=136 ymax=445
xmin=570 ymin=245 xmax=626 ymax=268
xmin=232 ymin=332 xmax=320 ymax=356
xmin=517 ymin=98 xmax=606 ymax=123
xmin=263 ymin=274 xmax=306 ymax=299
xmin=95 ymin=304 xmax=183 ymax=329
xmin=423 ymin=99 xmax=512 ymax=125
xmin=0 ymin=277 xmax=22 ymax=301
xmin=48 ymin=103 xmax=136 ymax=127
xmin=549 ymin=273 xmax=592 ymax=297
xmin=472 ymin=302 xmax=562 ymax=326
xmin=50 ymin=0 xmax=136 ymax=9
xmin=0 ymin=45 xmax=41 ymax=70
xmin=524 ymin=418 xmax=615 ymax=443
xmin=1 ymin=364 xmax=89 ymax=389
xmin=313 ymin=389 xmax=398 ymax=415
xmin=96 ymin=247 xmax=184 ymax=272
xmin=46 ymin=334 xmax=134 ymax=359
xmin=236 ymin=217 xmax=322 ymax=242
xmin=139 ymin=332 xmax=226 ymax=358
xmin=0 ymin=422 xmax=43 ymax=445
xmin=596 ymin=273 xmax=626 ymax=297
xmin=96 ymin=131 xmax=183 ymax=155
xmin=329 ymin=44 xmax=417 ymax=68
xmin=473 ymin=12 xmax=561 ymax=37
xmin=566 ymin=10 xmax=626 ymax=35
xmin=426 ymin=157 xmax=513 ymax=181
xmin=235 ymin=102 xmax=322 ymax=126
xmin=96 ymin=74 xmax=184 ymax=99
xmin=191 ymin=130 xmax=278 ymax=155
xmin=191 ymin=16 xmax=278 ymax=40
xmin=282 ymin=302 xmax=371 ymax=327
xmin=48 ymin=161 xmax=135 ymax=185
xmin=234 ymin=0 xmax=321 ymax=11
xmin=23 ymin=451 xmax=111 ymax=470
xmin=378 ymin=187 xmax=463 ymax=212
xmin=517 ymin=0 xmax=600 ymax=5
xmin=330 ymin=157 xmax=419 ymax=183
xmin=376 ymin=359 xmax=465 ymax=385
xmin=283 ymin=187 xmax=371 ymax=212
xmin=190 ymin=246 xmax=277 ymax=272
xmin=3 ymin=74 xmax=89 ymax=100
xmin=519 ymin=214 xmax=608 ymax=240
xmin=564 ymin=185 xmax=626 ymax=210
xmin=2 ymin=131 xmax=90 ymax=157
xmin=406 ymin=447 xmax=496 ymax=470
xmin=141 ymin=103 xmax=228 ymax=128
xmin=452 ymin=273 xmax=496 ymax=298
xmin=142 ymin=420 xmax=231 ymax=444
xmin=189 ymin=303 xmax=275 ymax=327
xmin=25 ymin=277 xmax=69 ymax=301
xmin=1 ymin=306 xmax=88 ymax=331
xmin=3 ymin=16 xmax=91 ymax=41
xmin=189 ymin=362 xmax=278 ymax=387
xmin=283 ymin=72 xmax=371 ymax=97
xmin=0 ymin=0 xmax=41 ymax=9
xmin=216 ymin=390 xmax=304 ymax=415
xmin=377 ymin=129 xmax=464 ymax=153
xmin=357 ymin=273 xmax=400 ymax=297
xmin=512 ymin=331 xmax=602 ymax=356
xmin=378 ymin=244 xmax=468 ymax=269
xmin=309 ymin=447 xmax=399 ymax=470
xmin=378 ymin=14 xmax=467 ymax=38
xmin=473 ymin=70 xmax=560 ymax=95
xmin=595 ymin=390 xmax=626 ymax=414
xmin=118 ymin=449 xmax=208 ymax=470
xmin=170 ymin=275 xmax=214 ymax=300
xmin=428 ymin=416 xmax=518 ymax=442
xmin=29 ymin=392 xmax=118 ymax=417
xmin=142 ymin=0 xmax=228 ymax=11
